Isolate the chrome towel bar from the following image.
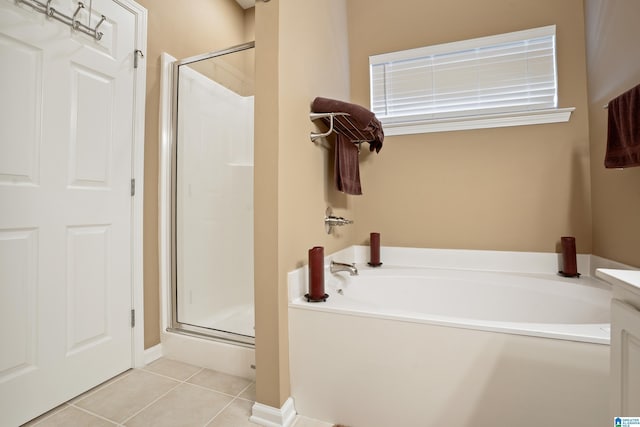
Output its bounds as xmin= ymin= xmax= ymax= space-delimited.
xmin=310 ymin=112 xmax=376 ymax=151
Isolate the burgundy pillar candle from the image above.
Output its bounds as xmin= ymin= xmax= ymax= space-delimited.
xmin=308 ymin=246 xmax=325 ymax=300
xmin=560 ymin=236 xmax=578 ymax=276
xmin=369 ymin=232 xmax=382 ymax=266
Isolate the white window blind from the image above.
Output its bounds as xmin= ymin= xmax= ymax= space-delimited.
xmin=369 ymin=25 xmax=574 ymax=135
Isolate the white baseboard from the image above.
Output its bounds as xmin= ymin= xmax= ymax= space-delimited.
xmin=250 ymin=397 xmax=297 ymax=427
xmin=143 ymin=343 xmax=163 ymax=366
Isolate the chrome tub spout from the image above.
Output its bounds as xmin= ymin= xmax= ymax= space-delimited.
xmin=330 ymin=260 xmax=358 ymax=276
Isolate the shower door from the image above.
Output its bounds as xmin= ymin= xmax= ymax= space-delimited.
xmin=171 ymin=43 xmax=255 ymax=345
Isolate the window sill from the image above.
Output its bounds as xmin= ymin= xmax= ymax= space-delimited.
xmin=380 ymin=107 xmax=576 ymax=136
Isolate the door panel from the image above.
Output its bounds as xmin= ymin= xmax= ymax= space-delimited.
xmin=0 ymin=32 xmax=42 ymax=185
xmin=0 ymin=0 xmax=137 ymax=424
xmin=69 ymin=64 xmax=113 ymax=187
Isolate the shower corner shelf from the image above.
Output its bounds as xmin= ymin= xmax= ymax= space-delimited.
xmin=310 ymin=112 xmax=376 ymax=150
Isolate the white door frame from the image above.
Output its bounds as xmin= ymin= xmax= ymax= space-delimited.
xmin=114 ymin=0 xmax=147 ymax=368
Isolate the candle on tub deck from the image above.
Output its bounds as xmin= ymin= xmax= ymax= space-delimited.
xmin=370 ymin=232 xmax=381 ymax=266
xmin=308 ymin=246 xmax=325 ymax=300
xmin=561 ymin=236 xmax=578 ymax=276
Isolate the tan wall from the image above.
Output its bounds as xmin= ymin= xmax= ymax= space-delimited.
xmin=585 ymin=0 xmax=640 ymax=268
xmin=347 ymin=0 xmax=592 ymax=255
xmin=254 ymin=0 xmax=353 ymax=408
xmin=135 ymin=0 xmax=640 ymax=411
xmin=136 ymin=0 xmax=249 ymax=349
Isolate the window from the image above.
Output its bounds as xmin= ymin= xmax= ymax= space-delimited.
xmin=369 ymin=25 xmax=574 ymax=135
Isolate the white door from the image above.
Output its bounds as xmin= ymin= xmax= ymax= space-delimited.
xmin=0 ymin=1 xmax=138 ymax=425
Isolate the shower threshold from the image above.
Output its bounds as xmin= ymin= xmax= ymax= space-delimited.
xmin=170 ymin=304 xmax=254 ymax=347
xmin=167 ymin=324 xmax=254 ymax=348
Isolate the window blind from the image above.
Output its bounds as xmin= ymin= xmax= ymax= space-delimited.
xmin=370 ymin=25 xmax=559 ymax=125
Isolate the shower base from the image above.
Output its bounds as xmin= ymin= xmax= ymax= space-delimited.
xmin=195 ymin=304 xmax=255 ymax=338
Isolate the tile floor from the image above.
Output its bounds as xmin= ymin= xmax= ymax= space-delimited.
xmin=22 ymin=358 xmax=333 ymax=427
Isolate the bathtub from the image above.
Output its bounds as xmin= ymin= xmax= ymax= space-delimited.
xmin=288 ymin=246 xmax=612 ymax=427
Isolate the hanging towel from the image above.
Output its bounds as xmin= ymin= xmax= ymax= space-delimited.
xmin=311 ymin=97 xmax=384 ymax=195
xmin=605 ymin=83 xmax=640 ymax=168
xmin=334 ymin=134 xmax=362 ymax=195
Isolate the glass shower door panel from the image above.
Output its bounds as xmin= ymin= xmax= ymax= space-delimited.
xmin=175 ymin=48 xmax=255 ymax=339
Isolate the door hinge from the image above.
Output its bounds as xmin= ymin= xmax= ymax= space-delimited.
xmin=134 ymin=49 xmax=144 ymax=69
xmin=131 ymin=178 xmax=135 ymax=196
xmin=131 ymin=309 xmax=136 ymax=328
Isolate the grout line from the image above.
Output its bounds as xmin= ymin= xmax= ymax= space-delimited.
xmin=34 ymin=361 xmax=256 ymax=427
xmin=118 ymin=365 xmax=244 ymax=425
xmin=142 ymin=364 xmax=252 ymax=400
xmin=119 ymin=370 xmax=184 ymax=425
xmin=202 ymin=396 xmax=238 ymax=426
xmin=202 ymin=381 xmax=257 ymax=426
xmin=178 ymin=379 xmax=242 ymax=399
xmin=141 ymin=365 xmax=204 ymax=383
xmin=237 ymin=380 xmax=254 ymax=395
xmin=28 ymin=370 xmax=135 ymax=426
xmin=235 ymin=381 xmax=256 ymax=402
xmin=71 ymin=369 xmax=134 ymax=405
xmin=65 ymin=404 xmax=121 ymax=426
xmin=183 ymin=367 xmax=205 ymax=383
xmin=25 ymin=403 xmax=70 ymax=426
xmin=141 ymin=367 xmax=239 ymax=397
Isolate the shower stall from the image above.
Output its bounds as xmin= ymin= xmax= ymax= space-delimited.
xmin=163 ymin=42 xmax=255 ymax=350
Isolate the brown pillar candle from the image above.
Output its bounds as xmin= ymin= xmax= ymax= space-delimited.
xmin=369 ymin=232 xmax=382 ymax=266
xmin=561 ymin=236 xmax=578 ymax=276
xmin=308 ymin=246 xmax=325 ymax=300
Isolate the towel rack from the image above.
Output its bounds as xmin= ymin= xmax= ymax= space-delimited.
xmin=310 ymin=112 xmax=376 ymax=150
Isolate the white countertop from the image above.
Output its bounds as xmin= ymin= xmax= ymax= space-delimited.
xmin=596 ymin=268 xmax=640 ymax=293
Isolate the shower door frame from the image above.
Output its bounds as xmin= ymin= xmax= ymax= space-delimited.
xmin=168 ymin=41 xmax=256 ymax=347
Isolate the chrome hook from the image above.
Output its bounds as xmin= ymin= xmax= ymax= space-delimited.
xmin=46 ymin=0 xmax=54 ymax=16
xmin=72 ymin=2 xmax=84 ymax=29
xmin=94 ymin=14 xmax=105 ymax=40
xmin=134 ymin=49 xmax=144 ymax=68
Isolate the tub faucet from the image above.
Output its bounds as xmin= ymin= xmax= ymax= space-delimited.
xmin=330 ymin=260 xmax=358 ymax=276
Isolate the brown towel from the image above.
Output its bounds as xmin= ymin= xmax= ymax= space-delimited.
xmin=334 ymin=134 xmax=362 ymax=195
xmin=311 ymin=97 xmax=384 ymax=153
xmin=605 ymin=83 xmax=640 ymax=168
xmin=311 ymin=97 xmax=384 ymax=195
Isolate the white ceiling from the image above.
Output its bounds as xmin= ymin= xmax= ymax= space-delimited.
xmin=235 ymin=0 xmax=254 ymax=9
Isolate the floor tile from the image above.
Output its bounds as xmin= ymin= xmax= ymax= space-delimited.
xmin=239 ymin=382 xmax=256 ymax=401
xmin=143 ymin=358 xmax=202 ymax=381
xmin=124 ymin=383 xmax=233 ymax=427
xmin=20 ymin=359 xmax=334 ymax=427
xmin=206 ymin=399 xmax=258 ymax=427
xmin=68 ymin=370 xmax=133 ymax=404
xmin=74 ymin=369 xmax=179 ymax=423
xmin=28 ymin=406 xmax=116 ymax=427
xmin=21 ymin=404 xmax=68 ymax=426
xmin=187 ymin=368 xmax=252 ymax=396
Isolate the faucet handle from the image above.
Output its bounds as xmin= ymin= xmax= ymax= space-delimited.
xmin=324 ymin=207 xmax=353 ymax=234
xmin=325 ymin=215 xmax=353 ymax=227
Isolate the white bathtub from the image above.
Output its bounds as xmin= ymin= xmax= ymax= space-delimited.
xmin=297 ymin=266 xmax=611 ymax=344
xmin=288 ymin=247 xmax=612 ymax=427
